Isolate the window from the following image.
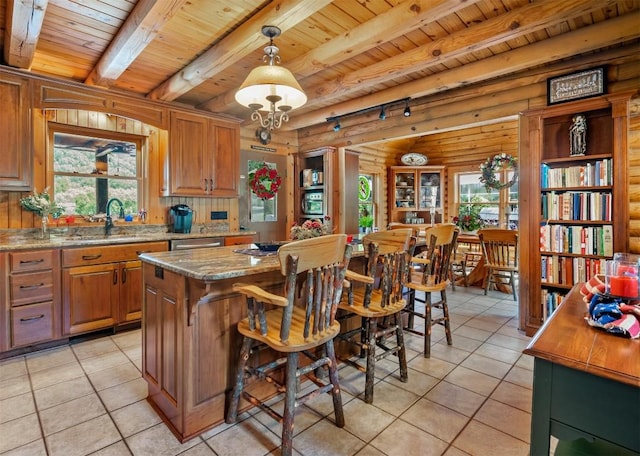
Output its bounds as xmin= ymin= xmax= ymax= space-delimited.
xmin=51 ymin=125 xmax=144 ymax=218
xmin=456 ymin=170 xmax=518 ymax=229
xmin=249 ymin=160 xmax=279 ymax=222
xmin=358 ymin=174 xmax=374 ymax=232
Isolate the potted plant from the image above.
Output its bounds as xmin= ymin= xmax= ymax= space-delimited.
xmin=453 ymin=204 xmax=485 ymax=234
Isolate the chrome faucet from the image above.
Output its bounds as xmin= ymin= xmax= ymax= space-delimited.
xmin=105 ymin=198 xmax=125 ymax=236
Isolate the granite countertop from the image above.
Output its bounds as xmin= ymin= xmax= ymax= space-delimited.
xmin=139 ymin=242 xmax=364 ymax=281
xmin=0 ymin=226 xmax=256 ymax=251
xmin=139 ymin=245 xmax=282 ymax=281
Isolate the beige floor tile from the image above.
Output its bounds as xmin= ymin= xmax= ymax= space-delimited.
xmin=45 ymin=414 xmax=121 ymax=456
xmin=33 ymin=375 xmax=94 ymax=410
xmin=444 ymin=365 xmax=500 ymax=397
xmin=293 ymin=418 xmax=365 ymax=456
xmin=439 ymin=334 xmax=483 ymax=353
xmin=451 ymin=419 xmax=529 ymax=456
xmin=29 ymin=361 xmax=85 ymax=390
xmin=0 ymin=413 xmax=42 ymax=453
xmin=71 ymin=337 xmax=120 ymax=360
xmin=514 ymin=353 xmax=534 ymax=371
xmin=383 ymin=367 xmax=439 ymax=396
xmin=90 ymin=440 xmax=133 ymax=456
xmin=425 ymin=381 xmax=485 ymax=417
xmin=474 ymin=398 xmax=531 ymax=443
xmin=464 ymin=317 xmax=505 ymax=333
xmin=408 ymin=354 xmax=456 ymax=379
xmin=252 ymin=397 xmax=323 ymax=437
xmin=474 ymin=343 xmax=521 ymax=365
xmin=39 ymin=393 xmax=106 ymax=436
xmin=121 ymin=345 xmax=142 ymax=361
xmin=127 ymin=423 xmax=202 ymax=456
xmin=355 ymin=445 xmax=386 ymax=456
xmin=79 ymin=350 xmax=131 ymax=374
xmin=429 ymin=343 xmax=473 ymax=365
xmin=370 ymin=419 xmax=449 ymax=456
xmin=111 ymin=330 xmax=142 ymax=349
xmin=88 ymin=361 xmax=141 ymax=391
xmin=26 ymin=346 xmax=77 ymax=373
xmin=0 ymin=438 xmax=47 ymax=456
xmin=485 ymin=333 xmax=530 ymax=351
xmin=452 ymin=325 xmax=492 ymax=342
xmin=360 ymin=381 xmax=419 ymax=417
xmin=460 ymin=353 xmax=512 ymax=379
xmin=205 ymin=419 xmax=281 ymax=456
xmin=502 ymin=366 xmax=533 ymax=390
xmin=179 ymin=442 xmax=216 ymax=455
xmin=342 ymin=398 xmax=396 ymax=442
xmin=99 ymin=377 xmax=148 ymax=411
xmin=490 ymin=381 xmax=533 ymax=413
xmin=443 ymin=445 xmax=471 ymax=456
xmin=0 ymin=374 xmax=30 ymax=401
xmin=110 ymin=399 xmax=164 ymax=438
xmin=401 ymin=398 xmax=469 ymax=443
xmin=0 ymin=392 xmax=36 ymax=424
xmin=0 ymin=357 xmax=27 ymax=382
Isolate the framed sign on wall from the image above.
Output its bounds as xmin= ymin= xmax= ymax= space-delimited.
xmin=547 ymin=66 xmax=606 ymax=105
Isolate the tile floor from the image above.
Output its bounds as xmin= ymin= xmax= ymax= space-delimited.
xmin=0 ymin=286 xmax=538 ymax=456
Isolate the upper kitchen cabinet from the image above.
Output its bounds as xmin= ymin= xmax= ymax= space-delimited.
xmin=388 ymin=166 xmax=445 ymax=225
xmin=164 ymin=111 xmax=240 ymax=198
xmin=0 ymin=74 xmax=32 ymax=190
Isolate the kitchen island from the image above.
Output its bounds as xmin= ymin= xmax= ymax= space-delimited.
xmin=138 ymin=245 xmax=286 ymax=442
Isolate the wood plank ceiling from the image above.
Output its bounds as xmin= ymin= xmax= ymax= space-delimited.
xmin=2 ymin=0 xmax=639 ymax=148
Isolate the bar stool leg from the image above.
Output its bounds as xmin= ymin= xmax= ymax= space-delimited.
xmin=364 ymin=318 xmax=377 ymax=404
xmin=226 ymin=337 xmax=253 ymax=423
xmin=281 ymin=352 xmax=298 ymax=456
xmin=424 ymin=292 xmax=432 ymax=358
xmin=325 ymin=339 xmax=345 ymax=427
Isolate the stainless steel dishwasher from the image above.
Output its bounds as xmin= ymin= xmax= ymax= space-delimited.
xmin=169 ymin=237 xmax=225 ymax=250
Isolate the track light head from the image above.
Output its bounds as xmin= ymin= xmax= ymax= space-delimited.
xmin=403 ymin=101 xmax=411 ymax=117
xmin=333 ymin=119 xmax=341 ymax=132
xmin=379 ymin=106 xmax=386 ymax=120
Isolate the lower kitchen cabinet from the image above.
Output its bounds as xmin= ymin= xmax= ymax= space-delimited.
xmin=5 ymin=249 xmax=61 ymax=350
xmin=62 ymin=241 xmax=167 ymax=336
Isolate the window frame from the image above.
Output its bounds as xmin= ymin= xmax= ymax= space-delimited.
xmin=46 ymin=122 xmax=147 ymax=218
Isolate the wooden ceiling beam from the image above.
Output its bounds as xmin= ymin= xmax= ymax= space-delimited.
xmin=146 ymin=0 xmax=331 ymax=102
xmin=84 ymin=0 xmax=190 ymax=87
xmin=301 ymin=0 xmax=611 ymax=108
xmin=197 ymin=0 xmax=476 ymax=111
xmin=289 ymin=11 xmax=640 ymax=130
xmin=4 ymin=0 xmax=48 ymax=69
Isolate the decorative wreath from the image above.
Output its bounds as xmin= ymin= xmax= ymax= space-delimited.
xmin=479 ymin=153 xmax=518 ymax=190
xmin=249 ymin=163 xmax=282 ymax=200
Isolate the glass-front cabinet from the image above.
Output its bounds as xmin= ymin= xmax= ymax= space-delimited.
xmin=388 ymin=166 xmax=445 ymax=225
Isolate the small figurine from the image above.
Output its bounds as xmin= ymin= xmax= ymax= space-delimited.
xmin=570 ymin=114 xmax=587 ymax=156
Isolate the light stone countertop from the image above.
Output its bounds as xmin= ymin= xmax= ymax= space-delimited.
xmin=139 ymin=245 xmax=282 ymax=281
xmin=139 ymin=242 xmax=364 ymax=281
xmin=0 ymin=226 xmax=256 ymax=252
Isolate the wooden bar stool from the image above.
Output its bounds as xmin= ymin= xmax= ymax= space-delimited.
xmin=226 ymin=234 xmax=352 ymax=456
xmin=336 ymin=228 xmax=414 ymax=403
xmin=404 ymin=224 xmax=458 ymax=357
xmin=478 ymin=228 xmax=519 ymax=300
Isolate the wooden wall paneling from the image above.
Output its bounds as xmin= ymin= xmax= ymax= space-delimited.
xmin=627 ymin=113 xmax=640 ymax=253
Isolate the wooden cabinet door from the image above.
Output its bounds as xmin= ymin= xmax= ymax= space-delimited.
xmin=209 ymin=121 xmax=239 ymax=197
xmin=168 ymin=111 xmax=207 ymax=196
xmin=0 ymin=74 xmax=31 ymax=190
xmin=119 ymin=260 xmax=142 ymax=323
xmin=63 ymin=263 xmax=119 ymax=335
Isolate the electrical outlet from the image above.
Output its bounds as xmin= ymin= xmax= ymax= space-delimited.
xmin=210 ymin=211 xmax=227 ymax=220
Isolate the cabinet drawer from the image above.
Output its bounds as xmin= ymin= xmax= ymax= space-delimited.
xmin=11 ymin=301 xmax=54 ymax=347
xmin=224 ymin=235 xmax=255 ymax=246
xmin=10 ymin=271 xmax=54 ymax=306
xmin=10 ymin=250 xmax=55 ymax=273
xmin=62 ymin=241 xmax=167 ymax=267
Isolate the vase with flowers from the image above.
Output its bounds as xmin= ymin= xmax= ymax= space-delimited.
xmin=289 ymin=217 xmax=332 ymax=240
xmin=20 ymin=188 xmax=65 ymax=239
xmin=453 ymin=204 xmax=485 ymax=234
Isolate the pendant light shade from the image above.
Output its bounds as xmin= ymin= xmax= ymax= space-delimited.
xmin=235 ymin=26 xmax=306 ymax=139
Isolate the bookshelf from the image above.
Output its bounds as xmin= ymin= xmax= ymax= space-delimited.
xmin=518 ymin=92 xmax=633 ymax=336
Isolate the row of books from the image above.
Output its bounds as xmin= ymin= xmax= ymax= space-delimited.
xmin=541 ymin=255 xmax=606 ymax=286
xmin=541 ymin=191 xmax=612 ymax=221
xmin=540 ymin=224 xmax=613 ymax=256
xmin=541 ymin=290 xmax=566 ymax=321
xmin=540 ymin=159 xmax=612 ymax=188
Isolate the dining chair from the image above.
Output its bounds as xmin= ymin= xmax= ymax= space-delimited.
xmin=226 ymin=234 xmax=352 ymax=456
xmin=336 ymin=228 xmax=414 ymax=403
xmin=478 ymin=228 xmax=519 ymax=300
xmin=404 ymin=223 xmax=458 ymax=358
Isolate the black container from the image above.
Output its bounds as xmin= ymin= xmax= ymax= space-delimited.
xmin=170 ymin=204 xmax=193 ymax=233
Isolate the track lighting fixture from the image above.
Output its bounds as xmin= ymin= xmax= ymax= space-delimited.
xmin=326 ymin=97 xmax=411 ymax=132
xmin=404 ymin=100 xmax=411 ymax=117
